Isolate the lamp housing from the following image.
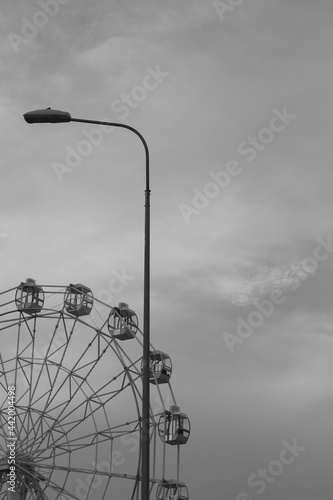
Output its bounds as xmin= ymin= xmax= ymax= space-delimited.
xmin=23 ymin=108 xmax=71 ymax=124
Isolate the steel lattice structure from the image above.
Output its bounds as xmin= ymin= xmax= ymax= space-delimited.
xmin=0 ymin=281 xmax=189 ymax=500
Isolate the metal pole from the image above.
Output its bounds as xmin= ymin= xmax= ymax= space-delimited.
xmin=142 ymin=183 xmax=150 ymax=500
xmin=70 ymin=118 xmax=151 ymax=500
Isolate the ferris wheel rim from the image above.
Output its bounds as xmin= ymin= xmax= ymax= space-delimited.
xmin=0 ymin=282 xmax=185 ymax=500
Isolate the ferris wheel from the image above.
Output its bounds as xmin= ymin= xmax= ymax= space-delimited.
xmin=0 ymin=279 xmax=190 ymax=500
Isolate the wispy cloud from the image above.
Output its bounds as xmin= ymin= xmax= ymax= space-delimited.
xmin=176 ymin=255 xmax=325 ymax=307
xmin=213 ymin=261 xmax=310 ymax=305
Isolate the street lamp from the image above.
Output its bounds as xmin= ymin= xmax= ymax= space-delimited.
xmin=23 ymin=108 xmax=151 ymax=500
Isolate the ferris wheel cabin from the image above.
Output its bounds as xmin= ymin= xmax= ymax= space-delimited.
xmin=107 ymin=302 xmax=138 ymax=340
xmin=64 ymin=284 xmax=94 ymax=317
xmin=15 ymin=278 xmax=44 ymax=315
xmin=149 ymin=350 xmax=172 ymax=384
xmin=158 ymin=406 xmax=191 ymax=446
xmin=156 ymin=480 xmax=189 ymax=500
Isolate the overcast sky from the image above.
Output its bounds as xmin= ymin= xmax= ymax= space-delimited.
xmin=1 ymin=0 xmax=333 ymax=498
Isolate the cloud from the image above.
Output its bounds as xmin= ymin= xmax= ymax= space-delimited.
xmin=76 ymin=36 xmax=152 ymax=74
xmin=165 ymin=257 xmax=317 ymax=308
xmin=213 ymin=260 xmax=314 ymax=305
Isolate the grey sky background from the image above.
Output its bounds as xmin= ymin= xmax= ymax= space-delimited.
xmin=1 ymin=0 xmax=333 ymax=498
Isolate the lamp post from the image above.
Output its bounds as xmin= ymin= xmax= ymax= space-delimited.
xmin=23 ymin=108 xmax=151 ymax=500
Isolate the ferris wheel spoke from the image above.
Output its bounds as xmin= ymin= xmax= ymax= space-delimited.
xmin=36 ymin=462 xmax=139 ymax=482
xmin=38 ymin=364 xmax=136 ymax=436
xmin=15 ymin=372 xmax=141 ymax=460
xmin=40 ymin=482 xmax=77 ymax=500
xmin=28 ymin=314 xmax=72 ymax=404
xmin=36 ymin=334 xmax=112 ymax=423
xmin=0 ymin=354 xmax=11 ymax=395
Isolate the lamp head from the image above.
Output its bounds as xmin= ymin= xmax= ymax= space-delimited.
xmin=23 ymin=108 xmax=72 ymax=124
